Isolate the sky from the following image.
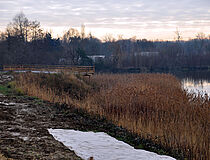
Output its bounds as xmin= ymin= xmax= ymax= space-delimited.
xmin=0 ymin=0 xmax=210 ymax=40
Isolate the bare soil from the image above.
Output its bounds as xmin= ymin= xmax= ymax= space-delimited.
xmin=0 ymin=93 xmax=82 ymax=160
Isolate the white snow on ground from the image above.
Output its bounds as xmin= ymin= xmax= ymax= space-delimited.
xmin=48 ymin=129 xmax=176 ymax=160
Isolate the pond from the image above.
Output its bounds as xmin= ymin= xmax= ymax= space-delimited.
xmin=174 ymin=71 xmax=210 ymax=96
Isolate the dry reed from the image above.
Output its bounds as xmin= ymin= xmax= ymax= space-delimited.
xmin=15 ymin=72 xmax=210 ymax=159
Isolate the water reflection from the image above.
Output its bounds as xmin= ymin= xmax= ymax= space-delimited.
xmin=182 ymin=78 xmax=210 ymax=96
xmin=174 ymin=71 xmax=210 ymax=96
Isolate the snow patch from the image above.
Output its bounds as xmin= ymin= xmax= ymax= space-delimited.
xmin=10 ymin=132 xmax=21 ymax=137
xmin=0 ymin=102 xmax=16 ymax=106
xmin=48 ymin=129 xmax=175 ymax=160
xmin=20 ymin=136 xmax=29 ymax=141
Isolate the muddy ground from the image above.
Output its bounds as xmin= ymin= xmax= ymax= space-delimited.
xmin=0 ymin=93 xmax=84 ymax=160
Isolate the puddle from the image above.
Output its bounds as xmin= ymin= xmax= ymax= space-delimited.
xmin=0 ymin=94 xmax=6 ymax=97
xmin=20 ymin=136 xmax=29 ymax=141
xmin=10 ymin=132 xmax=29 ymax=141
xmin=48 ymin=129 xmax=175 ymax=160
xmin=0 ymin=102 xmax=27 ymax=108
xmin=31 ymin=71 xmax=58 ymax=74
xmin=0 ymin=102 xmax=16 ymax=106
xmin=13 ymin=71 xmax=58 ymax=74
xmin=10 ymin=132 xmax=21 ymax=137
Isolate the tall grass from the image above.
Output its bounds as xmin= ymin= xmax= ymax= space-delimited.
xmin=15 ymin=72 xmax=209 ymax=159
xmin=15 ymin=73 xmax=93 ymax=106
xmin=87 ymin=74 xmax=209 ymax=159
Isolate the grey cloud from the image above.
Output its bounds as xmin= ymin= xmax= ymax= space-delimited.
xmin=0 ymin=0 xmax=209 ymax=36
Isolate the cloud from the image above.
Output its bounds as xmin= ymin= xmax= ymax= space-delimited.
xmin=0 ymin=0 xmax=209 ymax=39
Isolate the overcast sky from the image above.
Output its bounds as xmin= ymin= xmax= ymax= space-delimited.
xmin=0 ymin=0 xmax=210 ymax=40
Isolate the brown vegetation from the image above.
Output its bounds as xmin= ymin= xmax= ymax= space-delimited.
xmin=0 ymin=153 xmax=13 ymax=160
xmin=15 ymin=72 xmax=210 ymax=159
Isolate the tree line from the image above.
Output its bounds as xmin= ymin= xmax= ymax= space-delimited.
xmin=1 ymin=13 xmax=210 ymax=72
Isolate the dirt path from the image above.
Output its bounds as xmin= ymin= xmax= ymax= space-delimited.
xmin=0 ymin=93 xmax=82 ymax=160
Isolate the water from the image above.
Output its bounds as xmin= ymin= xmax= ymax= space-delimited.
xmin=175 ymin=71 xmax=210 ymax=96
xmin=182 ymin=78 xmax=210 ymax=96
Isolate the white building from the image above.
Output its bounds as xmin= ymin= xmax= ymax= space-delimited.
xmin=88 ymin=55 xmax=105 ymax=62
xmin=134 ymin=52 xmax=159 ymax=56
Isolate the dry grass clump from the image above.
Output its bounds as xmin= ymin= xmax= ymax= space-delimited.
xmin=15 ymin=73 xmax=92 ymax=105
xmin=15 ymin=72 xmax=209 ymax=159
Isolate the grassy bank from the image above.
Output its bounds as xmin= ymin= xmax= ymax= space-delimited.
xmin=14 ymin=72 xmax=210 ymax=159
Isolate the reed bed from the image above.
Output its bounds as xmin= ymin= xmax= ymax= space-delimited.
xmin=15 ymin=73 xmax=93 ymax=107
xmin=15 ymin=72 xmax=209 ymax=159
xmin=88 ymin=74 xmax=210 ymax=159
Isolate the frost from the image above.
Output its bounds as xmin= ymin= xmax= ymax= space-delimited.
xmin=48 ymin=129 xmax=175 ymax=160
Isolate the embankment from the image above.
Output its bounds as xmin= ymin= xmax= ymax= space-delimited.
xmin=14 ymin=73 xmax=210 ymax=159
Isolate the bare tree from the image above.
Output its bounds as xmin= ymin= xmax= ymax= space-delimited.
xmin=8 ymin=12 xmax=29 ymax=41
xmin=62 ymin=28 xmax=81 ymax=64
xmin=196 ymin=32 xmax=206 ymax=40
xmin=113 ymin=42 xmax=123 ymax=68
xmin=175 ymin=27 xmax=182 ymax=42
xmin=103 ymin=34 xmax=115 ymax=42
xmin=30 ymin=20 xmax=42 ymax=40
xmin=117 ymin=34 xmax=123 ymax=40
xmin=63 ymin=28 xmax=80 ymax=43
xmin=0 ymin=31 xmax=6 ymax=41
xmin=81 ymin=24 xmax=86 ymax=39
xmin=87 ymin=32 xmax=93 ymax=39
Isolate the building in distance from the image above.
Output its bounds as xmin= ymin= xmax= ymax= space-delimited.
xmin=134 ymin=52 xmax=159 ymax=56
xmin=87 ymin=55 xmax=105 ymax=63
